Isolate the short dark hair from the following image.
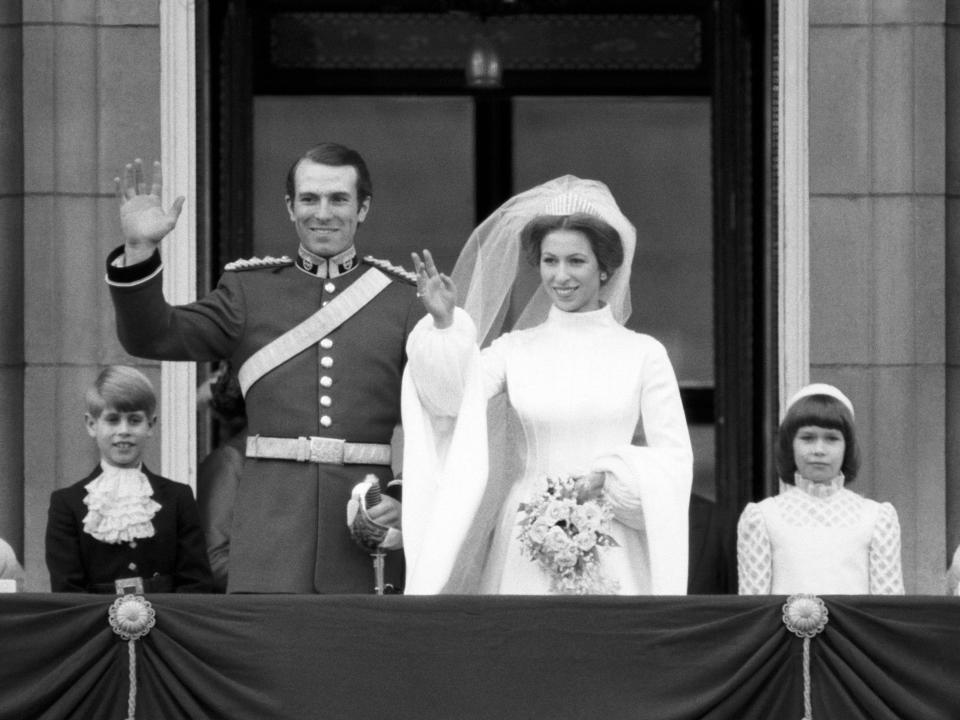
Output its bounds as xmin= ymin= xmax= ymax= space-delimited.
xmin=85 ymin=365 xmax=157 ymax=418
xmin=520 ymin=213 xmax=624 ymax=282
xmin=285 ymin=142 xmax=373 ymax=206
xmin=776 ymin=394 xmax=860 ymax=483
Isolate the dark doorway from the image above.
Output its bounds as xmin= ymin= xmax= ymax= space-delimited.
xmin=203 ymin=0 xmax=776 ymax=594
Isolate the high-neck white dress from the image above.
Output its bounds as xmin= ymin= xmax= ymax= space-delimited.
xmin=403 ymin=304 xmax=693 ymax=595
xmin=737 ymin=475 xmax=904 ymax=595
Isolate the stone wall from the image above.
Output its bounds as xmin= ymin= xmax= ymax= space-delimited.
xmin=946 ymin=2 xmax=960 ymax=573
xmin=16 ymin=1 xmax=163 ymax=591
xmin=809 ymin=0 xmax=948 ymax=592
xmin=0 ymin=2 xmax=25 ymax=571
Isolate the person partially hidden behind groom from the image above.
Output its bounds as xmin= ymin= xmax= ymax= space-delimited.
xmin=105 ymin=143 xmax=420 ymax=593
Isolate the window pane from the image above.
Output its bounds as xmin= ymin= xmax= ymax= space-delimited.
xmin=514 ymin=96 xmax=714 ymax=503
xmin=253 ymin=95 xmax=475 ymax=274
xmin=513 ymin=96 xmax=713 ymax=386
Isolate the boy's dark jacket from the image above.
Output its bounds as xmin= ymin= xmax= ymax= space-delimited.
xmin=46 ymin=465 xmax=212 ymax=593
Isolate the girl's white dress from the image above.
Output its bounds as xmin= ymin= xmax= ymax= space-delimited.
xmin=737 ymin=475 xmax=905 ymax=595
xmin=402 ymin=304 xmax=693 ymax=594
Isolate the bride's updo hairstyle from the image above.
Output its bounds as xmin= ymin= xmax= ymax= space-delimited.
xmin=776 ymin=384 xmax=861 ymax=485
xmin=520 ymin=213 xmax=624 ymax=285
xmin=452 ymin=176 xmax=636 ymax=345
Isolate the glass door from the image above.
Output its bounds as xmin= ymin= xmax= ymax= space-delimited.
xmin=208 ymin=0 xmax=774 ymax=593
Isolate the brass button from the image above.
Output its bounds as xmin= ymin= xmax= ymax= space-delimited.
xmin=321 ymin=356 xmax=334 ymax=368
xmin=320 ymin=415 xmax=332 ymax=427
xmin=128 ymin=562 xmax=137 ymax=571
xmin=320 ymin=395 xmax=332 ymax=407
xmin=320 ymin=338 xmax=333 ymax=349
xmin=320 ymin=376 xmax=333 ymax=388
xmin=324 ymin=282 xmax=336 ymax=293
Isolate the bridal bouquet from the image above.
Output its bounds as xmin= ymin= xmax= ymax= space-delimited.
xmin=517 ymin=476 xmax=620 ymax=595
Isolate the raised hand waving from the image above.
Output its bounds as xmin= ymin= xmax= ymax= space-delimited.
xmin=411 ymin=249 xmax=458 ymax=329
xmin=115 ymin=158 xmax=185 ymax=265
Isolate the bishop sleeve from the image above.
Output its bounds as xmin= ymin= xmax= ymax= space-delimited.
xmin=588 ymin=339 xmax=693 ymax=594
xmin=406 ymin=308 xmax=478 ymax=416
xmin=402 ymin=308 xmax=490 ymax=593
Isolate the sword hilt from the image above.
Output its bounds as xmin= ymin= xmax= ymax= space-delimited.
xmin=366 ymin=477 xmax=385 ymax=595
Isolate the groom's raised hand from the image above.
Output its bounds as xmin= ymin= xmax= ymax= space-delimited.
xmin=115 ymin=158 xmax=185 ymax=265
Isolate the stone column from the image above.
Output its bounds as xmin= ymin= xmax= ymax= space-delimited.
xmin=809 ymin=1 xmax=947 ymax=592
xmin=20 ymin=1 xmax=162 ymax=590
xmin=945 ymin=3 xmax=960 ymax=575
xmin=0 ymin=3 xmax=24 ymax=565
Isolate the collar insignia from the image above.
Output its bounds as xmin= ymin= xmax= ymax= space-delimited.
xmin=296 ymin=245 xmax=359 ymax=278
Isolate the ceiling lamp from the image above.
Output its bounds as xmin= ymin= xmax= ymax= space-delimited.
xmin=466 ymin=35 xmax=502 ymax=88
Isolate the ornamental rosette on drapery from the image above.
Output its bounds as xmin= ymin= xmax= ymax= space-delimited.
xmin=108 ymin=594 xmax=156 ymax=720
xmin=782 ymin=594 xmax=829 ymax=720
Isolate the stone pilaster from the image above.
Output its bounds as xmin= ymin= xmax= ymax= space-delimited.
xmin=809 ymin=0 xmax=947 ymax=592
xmin=20 ymin=1 xmax=162 ymax=590
xmin=0 ymin=2 xmax=24 ymax=568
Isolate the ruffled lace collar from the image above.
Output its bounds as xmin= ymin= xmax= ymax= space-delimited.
xmin=780 ymin=472 xmax=845 ymax=499
xmin=83 ymin=462 xmax=161 ymax=545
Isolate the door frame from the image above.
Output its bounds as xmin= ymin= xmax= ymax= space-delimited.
xmin=162 ymin=0 xmax=810 ymax=587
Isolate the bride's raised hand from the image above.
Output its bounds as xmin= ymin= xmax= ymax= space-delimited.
xmin=411 ymin=249 xmax=457 ymax=329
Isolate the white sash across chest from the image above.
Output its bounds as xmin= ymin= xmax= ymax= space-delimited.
xmin=237 ymin=267 xmax=391 ymax=395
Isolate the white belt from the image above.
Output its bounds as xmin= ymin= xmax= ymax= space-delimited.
xmin=245 ymin=435 xmax=392 ymax=466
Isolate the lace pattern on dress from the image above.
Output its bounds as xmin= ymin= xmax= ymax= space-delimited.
xmin=869 ymin=503 xmax=905 ymax=594
xmin=776 ymin=480 xmax=865 ymax=529
xmin=737 ymin=504 xmax=773 ymax=594
xmin=737 ymin=477 xmax=905 ymax=595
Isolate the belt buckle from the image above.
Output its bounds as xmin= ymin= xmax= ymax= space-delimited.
xmin=114 ymin=576 xmax=144 ymax=596
xmin=309 ymin=436 xmax=345 ymax=464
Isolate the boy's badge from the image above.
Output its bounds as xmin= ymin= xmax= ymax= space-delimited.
xmin=114 ymin=576 xmax=145 ymax=595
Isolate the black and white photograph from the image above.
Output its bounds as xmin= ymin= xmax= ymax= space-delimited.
xmin=0 ymin=1 xmax=958 ymax=718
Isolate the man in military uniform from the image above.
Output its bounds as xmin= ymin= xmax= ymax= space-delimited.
xmin=106 ymin=143 xmax=420 ymax=593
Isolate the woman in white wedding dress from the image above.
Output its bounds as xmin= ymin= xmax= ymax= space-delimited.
xmin=401 ymin=177 xmax=692 ymax=595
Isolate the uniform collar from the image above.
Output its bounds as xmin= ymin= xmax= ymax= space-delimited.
xmin=296 ymin=245 xmax=360 ymax=278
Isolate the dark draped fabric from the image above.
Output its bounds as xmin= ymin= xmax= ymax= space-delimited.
xmin=1 ymin=594 xmax=958 ymax=720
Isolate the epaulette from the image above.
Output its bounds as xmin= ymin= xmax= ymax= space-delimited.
xmin=224 ymin=255 xmax=294 ymax=272
xmin=363 ymin=255 xmax=417 ymax=285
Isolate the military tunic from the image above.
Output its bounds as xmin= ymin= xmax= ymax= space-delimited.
xmin=106 ymin=246 xmax=421 ymax=593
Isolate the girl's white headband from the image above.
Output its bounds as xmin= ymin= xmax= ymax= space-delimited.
xmin=786 ymin=383 xmax=854 ymax=419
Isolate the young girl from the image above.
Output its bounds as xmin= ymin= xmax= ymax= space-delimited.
xmin=45 ymin=365 xmax=212 ymax=593
xmin=737 ymin=383 xmax=904 ymax=595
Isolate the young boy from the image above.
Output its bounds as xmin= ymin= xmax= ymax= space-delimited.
xmin=45 ymin=365 xmax=212 ymax=593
